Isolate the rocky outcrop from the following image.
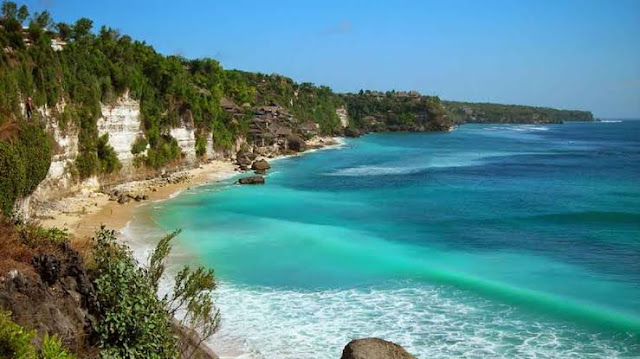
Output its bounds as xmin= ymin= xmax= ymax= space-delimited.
xmin=344 ymin=127 xmax=361 ymax=138
xmin=236 ymin=151 xmax=257 ymax=170
xmin=341 ymin=338 xmax=416 ymax=359
xmin=238 ymin=176 xmax=265 ymax=185
xmin=336 ymin=106 xmax=350 ymax=128
xmin=251 ymin=159 xmax=270 ymax=174
xmin=287 ymin=135 xmax=306 ymax=152
xmin=0 ymin=243 xmax=98 ymax=355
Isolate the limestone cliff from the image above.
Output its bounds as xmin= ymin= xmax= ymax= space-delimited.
xmin=96 ymin=92 xmax=144 ymax=170
xmin=20 ymin=94 xmax=218 ymax=217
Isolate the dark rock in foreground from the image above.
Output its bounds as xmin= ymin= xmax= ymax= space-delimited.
xmin=238 ymin=176 xmax=265 ymax=185
xmin=341 ymin=338 xmax=416 ymax=359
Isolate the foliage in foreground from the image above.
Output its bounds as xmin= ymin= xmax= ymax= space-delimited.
xmin=0 ymin=309 xmax=74 ymax=359
xmin=92 ymin=227 xmax=220 ymax=359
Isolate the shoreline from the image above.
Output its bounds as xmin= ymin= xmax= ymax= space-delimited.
xmin=32 ymin=135 xmax=345 ymax=359
xmin=34 ymin=135 xmax=345 ymax=238
xmin=36 ymin=159 xmax=238 ymax=238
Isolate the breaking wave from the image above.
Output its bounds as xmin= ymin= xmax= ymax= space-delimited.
xmin=208 ymin=281 xmax=638 ymax=359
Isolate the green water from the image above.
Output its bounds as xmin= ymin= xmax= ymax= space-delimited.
xmin=131 ymin=121 xmax=640 ymax=358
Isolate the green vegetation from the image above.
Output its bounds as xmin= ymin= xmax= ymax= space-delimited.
xmin=92 ymin=228 xmax=178 ymax=358
xmin=0 ymin=1 xmax=595 ymax=218
xmin=0 ymin=310 xmax=75 ymax=359
xmin=92 ymin=227 xmax=220 ymax=358
xmin=130 ymin=135 xmax=147 ymax=155
xmin=0 ymin=309 xmax=34 ymax=359
xmin=223 ymin=71 xmax=345 ymax=135
xmin=96 ymin=134 xmax=121 ymax=174
xmin=444 ymin=101 xmax=594 ymax=124
xmin=0 ymin=122 xmax=51 ymax=216
xmin=342 ymin=91 xmax=452 ymax=132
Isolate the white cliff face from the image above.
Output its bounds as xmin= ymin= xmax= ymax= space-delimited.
xmin=21 ymin=93 xmax=214 ymax=216
xmin=97 ymin=93 xmax=143 ymax=169
xmin=336 ymin=106 xmax=349 ymax=128
xmin=170 ymin=127 xmax=196 ymax=164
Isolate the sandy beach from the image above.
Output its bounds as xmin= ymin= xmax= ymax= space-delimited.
xmin=36 ymin=160 xmax=238 ymax=239
xmin=35 ymin=136 xmax=344 ymax=239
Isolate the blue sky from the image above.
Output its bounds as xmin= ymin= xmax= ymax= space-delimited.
xmin=23 ymin=0 xmax=640 ymax=118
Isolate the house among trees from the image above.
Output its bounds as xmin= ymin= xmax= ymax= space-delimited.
xmin=298 ymin=121 xmax=319 ymax=137
xmin=220 ymin=97 xmax=244 ymax=121
xmin=50 ymin=37 xmax=66 ymax=51
xmin=248 ymin=104 xmax=296 ymax=150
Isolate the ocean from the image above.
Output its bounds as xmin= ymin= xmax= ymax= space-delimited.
xmin=125 ymin=121 xmax=640 ymax=358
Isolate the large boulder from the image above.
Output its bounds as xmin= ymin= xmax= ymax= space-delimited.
xmin=251 ymin=159 xmax=271 ymax=172
xmin=287 ymin=135 xmax=306 ymax=152
xmin=344 ymin=127 xmax=361 ymax=138
xmin=236 ymin=151 xmax=257 ymax=166
xmin=238 ymin=176 xmax=265 ymax=185
xmin=31 ymin=254 xmax=61 ymax=286
xmin=341 ymin=338 xmax=416 ymax=359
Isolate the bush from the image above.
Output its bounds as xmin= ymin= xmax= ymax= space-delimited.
xmin=91 ymin=226 xmax=221 ymax=359
xmin=41 ymin=334 xmax=75 ymax=359
xmin=130 ymin=136 xmax=147 ymax=155
xmin=14 ymin=122 xmax=52 ymax=196
xmin=0 ymin=309 xmax=74 ymax=358
xmin=96 ymin=134 xmax=121 ymax=174
xmin=17 ymin=223 xmax=70 ymax=247
xmin=0 ymin=309 xmax=36 ymax=359
xmin=0 ymin=141 xmax=25 ymax=217
xmin=195 ymin=133 xmax=207 ymax=157
xmin=92 ymin=227 xmax=178 ymax=358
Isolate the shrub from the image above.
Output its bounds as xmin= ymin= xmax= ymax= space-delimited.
xmin=14 ymin=122 xmax=52 ymax=196
xmin=195 ymin=133 xmax=207 ymax=157
xmin=17 ymin=223 xmax=70 ymax=247
xmin=91 ymin=226 xmax=221 ymax=359
xmin=0 ymin=141 xmax=25 ymax=216
xmin=130 ymin=136 xmax=147 ymax=155
xmin=92 ymin=227 xmax=178 ymax=358
xmin=0 ymin=310 xmax=74 ymax=359
xmin=96 ymin=134 xmax=121 ymax=174
xmin=0 ymin=309 xmax=36 ymax=359
xmin=40 ymin=334 xmax=75 ymax=359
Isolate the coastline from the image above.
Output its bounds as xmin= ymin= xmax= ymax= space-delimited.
xmin=30 ymin=135 xmax=345 ymax=359
xmin=36 ymin=159 xmax=238 ymax=238
xmin=34 ymin=135 xmax=345 ymax=239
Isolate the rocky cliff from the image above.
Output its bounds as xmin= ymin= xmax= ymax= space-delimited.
xmin=19 ymin=95 xmax=216 ymax=218
xmin=96 ymin=92 xmax=144 ymax=170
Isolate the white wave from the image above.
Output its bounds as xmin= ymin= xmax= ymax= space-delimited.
xmin=599 ymin=120 xmax=622 ymax=123
xmin=326 ymin=151 xmax=510 ymax=177
xmin=328 ymin=165 xmax=421 ymax=177
xmin=206 ymin=282 xmax=632 ymax=359
xmin=484 ymin=125 xmax=549 ymax=132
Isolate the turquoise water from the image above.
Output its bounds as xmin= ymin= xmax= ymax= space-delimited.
xmin=142 ymin=121 xmax=640 ymax=358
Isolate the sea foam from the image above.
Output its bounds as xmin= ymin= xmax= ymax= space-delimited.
xmin=208 ymin=281 xmax=635 ymax=359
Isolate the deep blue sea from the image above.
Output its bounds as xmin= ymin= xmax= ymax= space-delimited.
xmin=128 ymin=121 xmax=640 ymax=358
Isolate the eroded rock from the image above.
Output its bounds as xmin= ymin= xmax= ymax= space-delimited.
xmin=251 ymin=159 xmax=271 ymax=172
xmin=238 ymin=176 xmax=265 ymax=185
xmin=341 ymin=338 xmax=416 ymax=359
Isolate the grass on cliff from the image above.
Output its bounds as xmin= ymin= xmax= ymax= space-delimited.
xmin=0 ymin=310 xmax=75 ymax=358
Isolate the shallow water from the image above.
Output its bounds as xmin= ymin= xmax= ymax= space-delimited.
xmin=132 ymin=121 xmax=640 ymax=358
